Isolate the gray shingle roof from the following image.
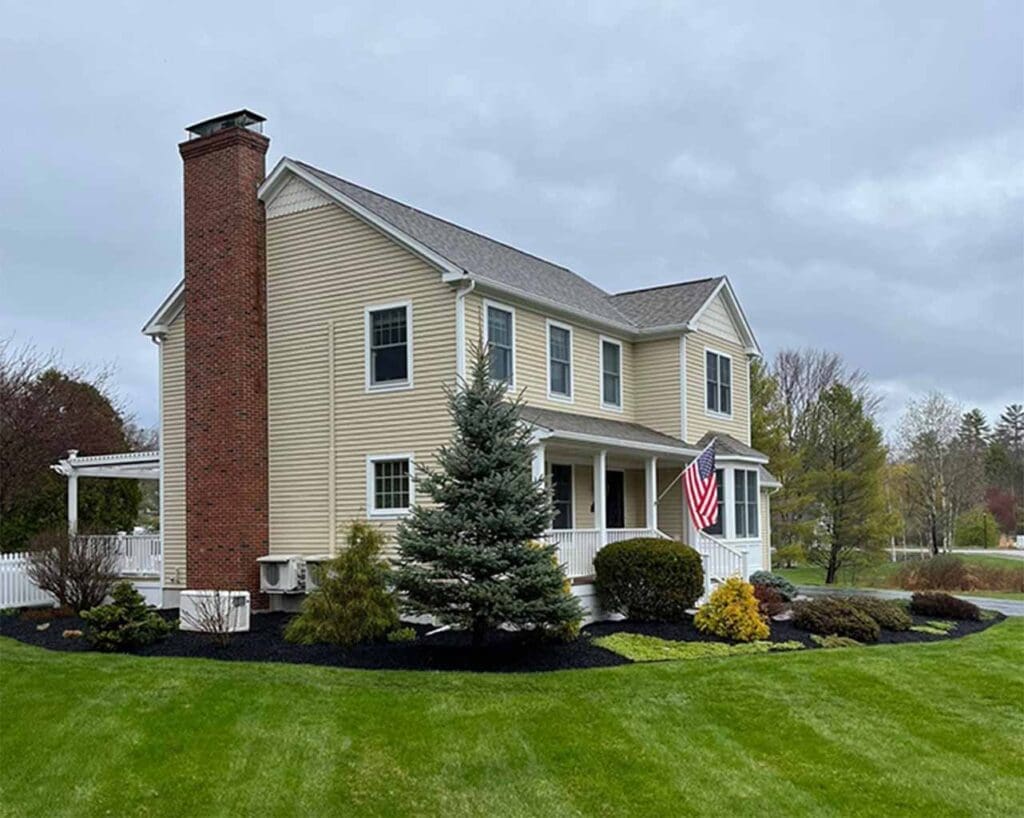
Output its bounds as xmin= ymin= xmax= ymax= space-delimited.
xmin=293 ymin=159 xmax=720 ymax=332
xmin=609 ymin=277 xmax=723 ymax=328
xmin=520 ymin=405 xmax=695 ymax=452
xmin=696 ymin=431 xmax=769 ymax=461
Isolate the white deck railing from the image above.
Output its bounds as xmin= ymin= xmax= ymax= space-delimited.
xmin=82 ymin=534 xmax=162 ymax=577
xmin=546 ymin=528 xmax=666 ymax=578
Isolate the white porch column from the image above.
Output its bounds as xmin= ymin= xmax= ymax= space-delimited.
xmin=645 ymin=455 xmax=658 ymax=533
xmin=593 ymin=449 xmax=607 ymax=546
xmin=67 ymin=473 xmax=78 ymax=536
xmin=531 ymin=442 xmax=546 ymax=483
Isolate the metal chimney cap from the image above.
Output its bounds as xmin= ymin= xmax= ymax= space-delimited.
xmin=185 ymin=109 xmax=266 ymax=139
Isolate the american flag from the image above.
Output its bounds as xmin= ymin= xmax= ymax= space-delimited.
xmin=683 ymin=441 xmax=718 ymax=530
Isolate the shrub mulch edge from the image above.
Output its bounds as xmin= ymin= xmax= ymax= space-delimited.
xmin=0 ymin=606 xmax=1005 ymax=674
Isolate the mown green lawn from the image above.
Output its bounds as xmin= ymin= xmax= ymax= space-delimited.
xmin=776 ymin=555 xmax=1024 ymax=600
xmin=2 ymin=622 xmax=1022 ymax=817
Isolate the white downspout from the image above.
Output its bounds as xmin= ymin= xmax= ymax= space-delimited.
xmin=455 ymin=278 xmax=476 ymax=383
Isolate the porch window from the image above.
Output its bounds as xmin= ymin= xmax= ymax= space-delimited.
xmin=702 ymin=469 xmax=725 ymax=536
xmin=550 ymin=463 xmax=573 ymax=529
xmin=733 ymin=469 xmax=758 ymax=538
xmin=601 ymin=338 xmax=622 ymax=408
xmin=368 ymin=456 xmax=412 ymax=515
xmin=706 ymin=350 xmax=732 ymax=415
xmin=486 ymin=304 xmax=515 ymax=385
xmin=548 ymin=323 xmax=572 ymax=399
xmin=367 ymin=304 xmax=411 ymax=388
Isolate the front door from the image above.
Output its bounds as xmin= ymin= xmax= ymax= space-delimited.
xmin=606 ymin=470 xmax=625 ymax=529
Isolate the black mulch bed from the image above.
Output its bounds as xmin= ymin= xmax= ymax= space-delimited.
xmin=0 ymin=607 xmax=1005 ymax=674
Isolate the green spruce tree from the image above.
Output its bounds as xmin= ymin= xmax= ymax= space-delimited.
xmin=395 ymin=349 xmax=582 ymax=645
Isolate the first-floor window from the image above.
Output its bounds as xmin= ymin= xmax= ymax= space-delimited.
xmin=371 ymin=457 xmax=411 ymax=514
xmin=734 ymin=469 xmax=758 ymax=538
xmin=550 ymin=463 xmax=573 ymax=529
xmin=703 ymin=469 xmax=725 ymax=536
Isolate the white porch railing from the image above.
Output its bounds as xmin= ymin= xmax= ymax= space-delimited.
xmin=83 ymin=534 xmax=162 ymax=577
xmin=694 ymin=531 xmax=747 ymax=599
xmin=546 ymin=528 xmax=666 ymax=579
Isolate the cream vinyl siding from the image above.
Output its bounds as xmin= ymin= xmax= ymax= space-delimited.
xmin=573 ymin=465 xmax=595 ymax=529
xmin=685 ymin=329 xmax=751 ymax=445
xmin=695 ymin=292 xmax=742 ymax=344
xmin=160 ymin=316 xmax=187 ymax=587
xmin=634 ymin=337 xmax=682 ymax=439
xmin=557 ymin=465 xmax=649 ymax=530
xmin=266 ymin=201 xmax=456 ymax=556
xmin=656 ymin=468 xmax=685 ymax=542
xmin=464 ymin=293 xmax=635 ymax=420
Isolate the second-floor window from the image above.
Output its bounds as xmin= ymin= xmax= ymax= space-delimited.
xmin=734 ymin=468 xmax=759 ymax=538
xmin=367 ymin=303 xmax=411 ymax=389
xmin=548 ymin=322 xmax=572 ymax=399
xmin=706 ymin=349 xmax=732 ymax=415
xmin=601 ymin=338 xmax=622 ymax=409
xmin=486 ymin=304 xmax=515 ymax=385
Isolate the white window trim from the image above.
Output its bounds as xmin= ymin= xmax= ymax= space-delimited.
xmin=732 ymin=467 xmax=760 ymax=541
xmin=704 ymin=345 xmax=733 ymax=419
xmin=364 ymin=300 xmax=414 ymax=393
xmin=599 ymin=335 xmax=624 ymax=412
xmin=545 ymin=319 xmax=575 ymax=403
xmin=365 ymin=453 xmax=415 ymax=518
xmin=482 ymin=298 xmax=516 ymax=391
xmin=548 ymin=461 xmax=576 ymax=530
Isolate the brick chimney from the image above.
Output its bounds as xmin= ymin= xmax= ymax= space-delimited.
xmin=180 ymin=110 xmax=269 ymax=601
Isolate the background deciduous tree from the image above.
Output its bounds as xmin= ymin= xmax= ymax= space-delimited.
xmin=0 ymin=339 xmax=143 ymax=551
xmin=801 ymin=384 xmax=892 ymax=583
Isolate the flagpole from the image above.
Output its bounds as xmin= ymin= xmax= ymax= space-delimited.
xmin=654 ymin=438 xmax=717 ymax=506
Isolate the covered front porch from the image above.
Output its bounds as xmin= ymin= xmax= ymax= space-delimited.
xmin=525 ymin=407 xmax=765 ymax=597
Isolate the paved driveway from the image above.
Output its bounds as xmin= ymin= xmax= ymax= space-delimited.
xmin=797 ymin=585 xmax=1024 ymax=617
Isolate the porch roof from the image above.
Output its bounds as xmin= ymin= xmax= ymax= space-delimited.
xmin=521 ymin=406 xmax=699 ymax=457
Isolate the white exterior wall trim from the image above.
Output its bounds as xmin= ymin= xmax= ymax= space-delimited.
xmin=365 ymin=453 xmax=416 ymax=519
xmin=545 ymin=318 xmax=575 ymax=403
xmin=598 ymin=335 xmax=624 ymax=412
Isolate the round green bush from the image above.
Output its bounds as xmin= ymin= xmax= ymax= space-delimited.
xmin=748 ymin=570 xmax=797 ymax=601
xmin=792 ymin=597 xmax=881 ymax=643
xmin=909 ymin=592 xmax=981 ymax=621
xmin=593 ymin=538 xmax=704 ymax=621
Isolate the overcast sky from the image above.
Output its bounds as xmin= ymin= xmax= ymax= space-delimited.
xmin=2 ymin=1 xmax=1021 ymax=436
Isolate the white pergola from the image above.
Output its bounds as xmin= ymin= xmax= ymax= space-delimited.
xmin=51 ymin=449 xmax=161 ymax=534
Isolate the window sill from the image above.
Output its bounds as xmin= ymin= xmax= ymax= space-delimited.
xmin=600 ymin=402 xmax=624 ymax=413
xmin=704 ymin=409 xmax=734 ymax=420
xmin=547 ymin=392 xmax=574 ymax=404
xmin=366 ymin=381 xmax=414 ymax=394
xmin=368 ymin=510 xmax=412 ymax=520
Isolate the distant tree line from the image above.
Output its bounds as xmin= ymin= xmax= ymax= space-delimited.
xmin=752 ymin=348 xmax=1022 ymax=583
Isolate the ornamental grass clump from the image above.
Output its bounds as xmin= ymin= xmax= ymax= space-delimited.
xmin=285 ymin=521 xmax=399 ymax=647
xmin=694 ymin=577 xmax=769 ymax=642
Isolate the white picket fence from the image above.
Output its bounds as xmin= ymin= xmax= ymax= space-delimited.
xmin=0 ymin=534 xmax=162 ymax=609
xmin=0 ymin=552 xmax=55 ymax=609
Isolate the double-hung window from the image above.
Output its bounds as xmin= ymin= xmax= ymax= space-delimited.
xmin=706 ymin=350 xmax=732 ymax=415
xmin=601 ymin=338 xmax=622 ymax=409
xmin=733 ymin=469 xmax=759 ymax=538
xmin=550 ymin=464 xmax=573 ymax=530
xmin=548 ymin=322 xmax=572 ymax=399
xmin=367 ymin=303 xmax=411 ymax=389
xmin=368 ymin=456 xmax=412 ymax=516
xmin=702 ymin=469 xmax=725 ymax=536
xmin=486 ymin=304 xmax=515 ymax=385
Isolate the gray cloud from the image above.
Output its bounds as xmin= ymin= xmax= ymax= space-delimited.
xmin=1 ymin=0 xmax=1021 ymax=434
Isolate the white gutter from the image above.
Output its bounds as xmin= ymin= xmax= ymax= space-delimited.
xmin=454 ymin=277 xmax=476 ymax=382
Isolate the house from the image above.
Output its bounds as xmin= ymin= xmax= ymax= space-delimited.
xmin=138 ymin=110 xmax=779 ymax=611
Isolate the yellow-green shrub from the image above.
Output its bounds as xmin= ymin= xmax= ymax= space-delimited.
xmin=694 ymin=577 xmax=769 ymax=642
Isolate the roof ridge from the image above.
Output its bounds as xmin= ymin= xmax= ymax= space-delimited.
xmin=611 ymin=277 xmax=722 ymax=297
